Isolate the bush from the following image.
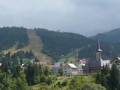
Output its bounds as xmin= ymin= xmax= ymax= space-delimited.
xmin=57 ymin=82 xmax=61 ymax=87
xmin=61 ymin=80 xmax=68 ymax=86
xmin=46 ymin=77 xmax=52 ymax=85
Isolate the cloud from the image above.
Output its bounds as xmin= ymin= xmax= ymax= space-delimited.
xmin=0 ymin=0 xmax=120 ymax=36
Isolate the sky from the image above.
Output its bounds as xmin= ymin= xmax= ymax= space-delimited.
xmin=0 ymin=0 xmax=120 ymax=36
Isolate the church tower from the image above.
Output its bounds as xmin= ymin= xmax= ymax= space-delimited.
xmin=96 ymin=39 xmax=102 ymax=61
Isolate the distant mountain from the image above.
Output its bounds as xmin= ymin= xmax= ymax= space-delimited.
xmin=91 ymin=28 xmax=120 ymax=43
xmin=1 ymin=27 xmax=120 ymax=62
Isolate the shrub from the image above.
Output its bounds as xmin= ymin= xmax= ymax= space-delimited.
xmin=61 ymin=80 xmax=68 ymax=86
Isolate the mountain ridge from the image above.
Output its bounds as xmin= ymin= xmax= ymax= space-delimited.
xmin=91 ymin=28 xmax=120 ymax=43
xmin=1 ymin=27 xmax=120 ymax=62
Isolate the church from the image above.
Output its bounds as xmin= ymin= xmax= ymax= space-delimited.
xmin=83 ymin=40 xmax=111 ymax=75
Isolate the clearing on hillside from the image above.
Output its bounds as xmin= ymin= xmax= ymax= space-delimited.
xmin=3 ymin=29 xmax=52 ymax=63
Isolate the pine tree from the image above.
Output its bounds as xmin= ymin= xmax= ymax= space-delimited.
xmin=101 ymin=73 xmax=108 ymax=89
xmin=26 ymin=64 xmax=34 ymax=85
xmin=20 ymin=58 xmax=23 ymax=65
xmin=58 ymin=67 xmax=63 ymax=76
xmin=44 ymin=66 xmax=50 ymax=76
xmin=102 ymin=65 xmax=110 ymax=76
xmin=110 ymin=64 xmax=120 ymax=90
xmin=96 ymin=73 xmax=101 ymax=84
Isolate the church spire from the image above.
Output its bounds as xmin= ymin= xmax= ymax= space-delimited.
xmin=96 ymin=39 xmax=102 ymax=52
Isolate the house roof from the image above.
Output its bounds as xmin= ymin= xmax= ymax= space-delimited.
xmin=84 ymin=59 xmax=111 ymax=70
xmin=67 ymin=63 xmax=77 ymax=68
xmin=34 ymin=62 xmax=47 ymax=66
xmin=79 ymin=59 xmax=87 ymax=64
xmin=53 ymin=62 xmax=62 ymax=68
xmin=111 ymin=57 xmax=120 ymax=63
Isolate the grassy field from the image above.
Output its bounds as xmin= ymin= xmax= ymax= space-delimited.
xmin=3 ymin=29 xmax=52 ymax=64
xmin=59 ymin=51 xmax=77 ymax=63
xmin=32 ymin=76 xmax=73 ymax=90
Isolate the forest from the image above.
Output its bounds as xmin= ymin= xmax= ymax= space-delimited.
xmin=0 ymin=27 xmax=120 ymax=61
xmin=0 ymin=55 xmax=119 ymax=90
xmin=0 ymin=27 xmax=29 ymax=51
xmin=91 ymin=28 xmax=120 ymax=43
xmin=0 ymin=27 xmax=120 ymax=89
xmin=35 ymin=28 xmax=120 ymax=61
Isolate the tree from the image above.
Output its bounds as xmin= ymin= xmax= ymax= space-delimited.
xmin=96 ymin=73 xmax=101 ymax=84
xmin=58 ymin=67 xmax=63 ymax=76
xmin=12 ymin=66 xmax=21 ymax=78
xmin=34 ymin=57 xmax=39 ymax=62
xmin=81 ymin=83 xmax=106 ymax=90
xmin=102 ymin=65 xmax=110 ymax=76
xmin=14 ymin=75 xmax=28 ymax=90
xmin=101 ymin=74 xmax=108 ymax=89
xmin=46 ymin=76 xmax=52 ymax=85
xmin=20 ymin=58 xmax=23 ymax=65
xmin=44 ymin=66 xmax=51 ymax=76
xmin=26 ymin=64 xmax=34 ymax=85
xmin=110 ymin=64 xmax=120 ymax=90
xmin=0 ymin=71 xmax=15 ymax=90
xmin=68 ymin=75 xmax=95 ymax=90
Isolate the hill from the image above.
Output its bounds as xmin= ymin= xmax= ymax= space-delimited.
xmin=35 ymin=28 xmax=120 ymax=61
xmin=1 ymin=27 xmax=120 ymax=63
xmin=3 ymin=29 xmax=52 ymax=63
xmin=91 ymin=28 xmax=120 ymax=43
xmin=0 ymin=27 xmax=29 ymax=51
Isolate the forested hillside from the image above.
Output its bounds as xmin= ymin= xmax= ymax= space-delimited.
xmin=35 ymin=28 xmax=120 ymax=61
xmin=0 ymin=27 xmax=29 ymax=51
xmin=91 ymin=28 xmax=120 ymax=43
xmin=35 ymin=28 xmax=94 ymax=61
xmin=1 ymin=27 xmax=120 ymax=62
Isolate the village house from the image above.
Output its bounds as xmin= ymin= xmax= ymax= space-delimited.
xmin=21 ymin=63 xmax=28 ymax=70
xmin=83 ymin=40 xmax=111 ymax=75
xmin=77 ymin=59 xmax=87 ymax=72
xmin=63 ymin=63 xmax=78 ymax=75
xmin=34 ymin=62 xmax=47 ymax=66
xmin=111 ymin=57 xmax=120 ymax=71
xmin=53 ymin=62 xmax=64 ymax=73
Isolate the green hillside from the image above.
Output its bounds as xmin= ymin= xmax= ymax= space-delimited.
xmin=35 ymin=28 xmax=120 ymax=61
xmin=3 ymin=29 xmax=52 ymax=63
xmin=91 ymin=28 xmax=120 ymax=43
xmin=35 ymin=28 xmax=93 ymax=61
xmin=0 ymin=27 xmax=29 ymax=51
xmin=1 ymin=27 xmax=120 ymax=62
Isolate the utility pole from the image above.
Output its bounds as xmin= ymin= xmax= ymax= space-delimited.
xmin=76 ymin=51 xmax=79 ymax=62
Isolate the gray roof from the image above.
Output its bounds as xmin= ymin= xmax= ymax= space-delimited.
xmin=53 ymin=62 xmax=61 ymax=68
xmin=84 ymin=58 xmax=104 ymax=70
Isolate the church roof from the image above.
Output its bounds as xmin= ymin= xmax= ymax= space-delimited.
xmin=96 ymin=39 xmax=102 ymax=52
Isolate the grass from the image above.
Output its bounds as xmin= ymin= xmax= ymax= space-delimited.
xmin=59 ymin=51 xmax=77 ymax=63
xmin=32 ymin=76 xmax=73 ymax=90
xmin=3 ymin=29 xmax=52 ymax=63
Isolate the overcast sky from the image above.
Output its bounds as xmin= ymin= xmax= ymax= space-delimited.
xmin=0 ymin=0 xmax=120 ymax=36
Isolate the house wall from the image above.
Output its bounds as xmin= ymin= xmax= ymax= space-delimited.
xmin=112 ymin=58 xmax=120 ymax=71
xmin=63 ymin=66 xmax=78 ymax=75
xmin=77 ymin=64 xmax=83 ymax=72
xmin=53 ymin=67 xmax=59 ymax=73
